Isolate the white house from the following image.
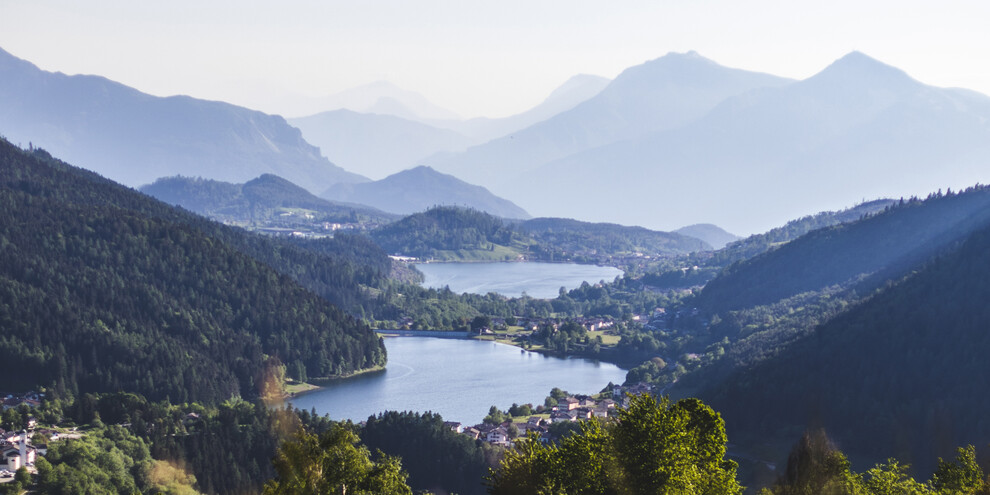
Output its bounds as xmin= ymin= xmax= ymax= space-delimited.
xmin=486 ymin=426 xmax=510 ymax=446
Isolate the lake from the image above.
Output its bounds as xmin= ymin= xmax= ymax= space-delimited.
xmin=289 ymin=337 xmax=627 ymax=425
xmin=413 ymin=261 xmax=624 ymax=299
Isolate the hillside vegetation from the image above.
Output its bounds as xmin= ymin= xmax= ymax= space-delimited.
xmin=706 ymin=211 xmax=990 ymax=473
xmin=699 ymin=192 xmax=990 ymax=312
xmin=142 ymin=174 xmax=395 ymax=227
xmin=371 ymin=206 xmax=712 ymax=263
xmin=0 ymin=139 xmax=384 ymax=403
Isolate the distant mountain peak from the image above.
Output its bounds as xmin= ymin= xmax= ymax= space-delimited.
xmin=547 ymin=74 xmax=610 ymax=99
xmin=674 ymin=223 xmax=740 ymax=250
xmin=654 ymin=50 xmax=717 ymax=66
xmin=317 ymin=81 xmax=461 ymax=121
xmin=809 ymin=51 xmax=919 ymax=89
xmin=610 ymin=50 xmax=778 ymax=90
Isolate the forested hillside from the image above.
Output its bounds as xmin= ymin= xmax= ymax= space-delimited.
xmin=371 ymin=206 xmax=713 ymax=262
xmin=142 ymin=174 xmax=395 ymax=226
xmin=0 ymin=139 xmax=384 ymax=403
xmin=705 ymin=215 xmax=990 ymax=474
xmin=699 ymin=190 xmax=990 ymax=312
xmin=520 ymin=217 xmax=711 ymax=258
xmin=707 ymin=199 xmax=895 ymax=267
xmin=370 ymin=206 xmax=528 ymax=261
xmin=625 ymin=187 xmax=990 ymax=477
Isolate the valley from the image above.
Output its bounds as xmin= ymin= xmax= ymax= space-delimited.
xmin=3 ymin=29 xmax=990 ymax=495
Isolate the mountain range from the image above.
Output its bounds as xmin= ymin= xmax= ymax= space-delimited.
xmin=0 ymin=46 xmax=367 ymax=193
xmin=288 ymin=74 xmax=610 ymax=180
xmin=5 ymin=45 xmax=990 ymax=237
xmin=424 ymin=74 xmax=612 ymax=141
xmin=412 ymin=51 xmax=990 ymax=235
xmin=293 ymin=80 xmax=463 ymax=121
xmin=424 ymin=51 xmax=792 ymax=193
xmin=289 ymin=110 xmax=475 ymax=180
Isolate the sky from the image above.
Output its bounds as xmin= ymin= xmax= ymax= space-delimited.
xmin=1 ymin=1 xmax=989 ymax=119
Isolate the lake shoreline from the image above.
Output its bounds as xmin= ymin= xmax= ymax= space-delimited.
xmin=288 ymin=336 xmax=628 ymax=425
xmin=375 ymin=331 xmax=636 ymax=370
xmin=413 ymin=261 xmax=623 ymax=299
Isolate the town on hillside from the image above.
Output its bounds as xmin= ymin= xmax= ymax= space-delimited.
xmin=440 ymin=383 xmax=654 ymax=448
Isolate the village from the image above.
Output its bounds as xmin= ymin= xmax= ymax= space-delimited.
xmin=0 ymin=391 xmax=77 ymax=483
xmin=443 ymin=382 xmax=654 ymax=448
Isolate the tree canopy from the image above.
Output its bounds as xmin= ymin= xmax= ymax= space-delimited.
xmin=485 ymin=394 xmax=743 ymax=495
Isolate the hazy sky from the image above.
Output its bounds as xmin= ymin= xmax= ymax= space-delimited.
xmin=2 ymin=0 xmax=989 ymax=119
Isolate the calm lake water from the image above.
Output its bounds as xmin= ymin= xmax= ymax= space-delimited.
xmin=289 ymin=337 xmax=627 ymax=425
xmin=413 ymin=262 xmax=623 ymax=299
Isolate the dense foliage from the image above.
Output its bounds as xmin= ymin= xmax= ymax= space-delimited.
xmin=519 ymin=217 xmax=711 ymax=262
xmin=698 ymin=189 xmax=990 ymax=312
xmin=486 ymin=394 xmax=742 ymax=495
xmin=263 ymin=425 xmax=412 ymax=495
xmin=0 ymin=140 xmax=384 ymax=402
xmin=706 ymin=199 xmax=895 ymax=268
xmin=704 ymin=214 xmax=990 ymax=473
xmin=30 ymin=424 xmax=213 ymax=495
xmin=371 ymin=206 xmax=710 ymax=263
xmin=142 ymin=174 xmax=394 ymax=225
xmin=762 ymin=429 xmax=989 ymax=495
xmin=361 ymin=411 xmax=500 ymax=495
xmin=371 ymin=206 xmax=524 ymax=260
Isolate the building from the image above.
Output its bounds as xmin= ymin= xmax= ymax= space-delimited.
xmin=1 ymin=431 xmax=36 ymax=471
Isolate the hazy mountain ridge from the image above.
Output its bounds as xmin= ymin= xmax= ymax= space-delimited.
xmin=289 ymin=109 xmax=475 ymax=180
xmin=322 ymin=166 xmax=531 ymax=219
xmin=510 ymin=51 xmax=990 ymax=233
xmin=426 ymin=74 xmax=612 ymax=141
xmin=0 ymin=46 xmax=368 ymax=193
xmin=424 ymin=51 xmax=793 ymax=191
xmin=288 ymin=75 xmax=610 ymax=180
xmin=674 ymin=224 xmax=740 ymax=249
xmin=299 ymin=80 xmax=462 ymax=121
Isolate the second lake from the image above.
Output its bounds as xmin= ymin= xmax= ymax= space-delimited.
xmin=413 ymin=261 xmax=623 ymax=299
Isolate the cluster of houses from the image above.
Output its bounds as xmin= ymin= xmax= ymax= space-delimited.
xmin=1 ymin=391 xmax=43 ymax=411
xmin=0 ymin=430 xmax=39 ymax=475
xmin=445 ymin=383 xmax=654 ymax=448
xmin=512 ymin=317 xmax=616 ymax=333
xmin=1 ymin=391 xmax=46 ymax=478
xmin=395 ymin=315 xmax=618 ymax=337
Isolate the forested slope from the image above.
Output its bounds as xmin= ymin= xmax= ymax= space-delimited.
xmin=698 ymin=189 xmax=990 ymax=312
xmin=370 ymin=206 xmax=526 ymax=260
xmin=0 ymin=139 xmax=384 ymax=403
xmin=142 ymin=174 xmax=395 ymax=225
xmin=706 ymin=216 xmax=990 ymax=474
xmin=520 ymin=217 xmax=710 ymax=255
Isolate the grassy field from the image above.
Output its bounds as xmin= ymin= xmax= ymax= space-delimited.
xmin=588 ymin=330 xmax=621 ymax=345
xmin=430 ymin=244 xmax=523 ymax=262
xmin=284 ymin=380 xmax=319 ymax=396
